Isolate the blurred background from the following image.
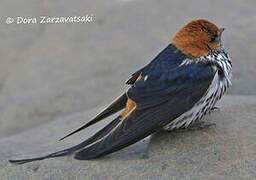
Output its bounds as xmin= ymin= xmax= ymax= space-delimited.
xmin=0 ymin=0 xmax=255 ymax=143
xmin=1 ymin=1 xmax=256 ymax=179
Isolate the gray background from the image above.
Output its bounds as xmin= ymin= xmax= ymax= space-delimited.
xmin=0 ymin=0 xmax=255 ymax=179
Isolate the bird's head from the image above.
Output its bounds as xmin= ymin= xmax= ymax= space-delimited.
xmin=171 ymin=19 xmax=225 ymax=58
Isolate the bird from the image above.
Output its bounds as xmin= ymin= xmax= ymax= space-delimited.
xmin=9 ymin=19 xmax=232 ymax=164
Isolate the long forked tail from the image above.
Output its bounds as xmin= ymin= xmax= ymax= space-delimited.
xmin=59 ymin=93 xmax=127 ymax=141
xmin=9 ymin=116 xmax=122 ymax=165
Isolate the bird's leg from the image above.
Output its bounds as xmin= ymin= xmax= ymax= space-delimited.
xmin=172 ymin=121 xmax=216 ymax=133
xmin=187 ymin=121 xmax=216 ymax=130
xmin=211 ymin=106 xmax=220 ymax=112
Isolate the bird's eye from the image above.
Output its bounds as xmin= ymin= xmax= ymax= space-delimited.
xmin=210 ymin=35 xmax=218 ymax=43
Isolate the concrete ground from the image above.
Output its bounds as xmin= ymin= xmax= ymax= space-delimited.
xmin=0 ymin=0 xmax=255 ymax=179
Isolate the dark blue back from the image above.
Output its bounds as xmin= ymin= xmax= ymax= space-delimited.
xmin=127 ymin=44 xmax=216 ymax=109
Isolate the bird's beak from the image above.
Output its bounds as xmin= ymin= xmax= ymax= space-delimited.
xmin=216 ymin=28 xmax=225 ymax=45
xmin=219 ymin=28 xmax=225 ymax=36
xmin=217 ymin=28 xmax=225 ymax=49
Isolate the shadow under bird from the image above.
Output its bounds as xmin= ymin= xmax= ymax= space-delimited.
xmin=10 ymin=19 xmax=232 ymax=164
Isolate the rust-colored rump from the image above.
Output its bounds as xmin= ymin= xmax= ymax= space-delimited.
xmin=121 ymin=75 xmax=142 ymax=119
xmin=121 ymin=98 xmax=136 ymax=119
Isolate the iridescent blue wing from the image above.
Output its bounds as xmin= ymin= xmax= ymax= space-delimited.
xmin=74 ymin=46 xmax=216 ymax=159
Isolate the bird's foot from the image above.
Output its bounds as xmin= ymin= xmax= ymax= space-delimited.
xmin=211 ymin=106 xmax=220 ymax=112
xmin=173 ymin=121 xmax=216 ymax=133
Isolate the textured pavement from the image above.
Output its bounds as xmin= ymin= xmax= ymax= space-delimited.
xmin=1 ymin=95 xmax=256 ymax=180
xmin=0 ymin=0 xmax=256 ymax=179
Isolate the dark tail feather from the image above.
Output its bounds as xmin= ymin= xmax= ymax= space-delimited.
xmin=74 ymin=128 xmax=155 ymax=160
xmin=9 ymin=116 xmax=122 ymax=165
xmin=59 ymin=93 xmax=127 ymax=141
xmin=74 ymin=110 xmax=160 ymax=160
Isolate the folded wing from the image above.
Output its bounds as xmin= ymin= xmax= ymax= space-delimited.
xmin=74 ymin=61 xmax=216 ymax=159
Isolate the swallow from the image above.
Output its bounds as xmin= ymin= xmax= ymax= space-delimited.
xmin=9 ymin=19 xmax=232 ymax=164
